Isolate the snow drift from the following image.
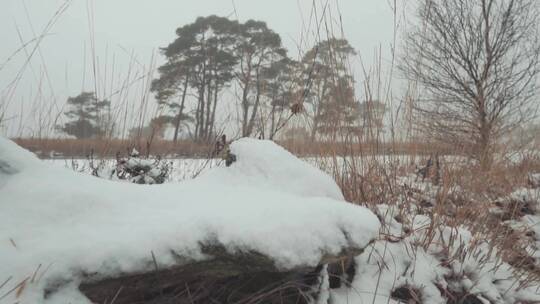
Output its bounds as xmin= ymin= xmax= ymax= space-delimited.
xmin=0 ymin=137 xmax=379 ymax=303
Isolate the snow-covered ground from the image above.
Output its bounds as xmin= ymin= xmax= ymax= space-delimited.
xmin=3 ymin=137 xmax=540 ymax=303
xmin=0 ymin=137 xmax=380 ymax=303
xmin=46 ymin=154 xmax=452 ymax=183
xmin=332 ymin=176 xmax=540 ymax=304
xmin=328 ymin=203 xmax=540 ymax=304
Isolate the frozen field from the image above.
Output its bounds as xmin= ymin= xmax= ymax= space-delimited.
xmin=3 ymin=138 xmax=540 ymax=303
xmin=46 ymin=154 xmax=441 ymax=183
xmin=48 ymin=158 xmax=220 ymax=182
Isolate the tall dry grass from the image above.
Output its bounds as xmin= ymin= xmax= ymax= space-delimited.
xmin=3 ymin=1 xmax=540 ymax=302
xmin=302 ymin=1 xmax=540 ymax=299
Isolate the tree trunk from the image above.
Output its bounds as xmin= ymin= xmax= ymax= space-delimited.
xmin=310 ymin=83 xmax=327 ymax=142
xmin=246 ymin=70 xmax=263 ymax=137
xmin=210 ymin=82 xmax=220 ymax=138
xmin=241 ymin=60 xmax=253 ymax=137
xmin=194 ymin=99 xmax=201 ymax=140
xmin=269 ymin=104 xmax=277 ymax=140
xmin=197 ymin=68 xmax=207 ymax=141
xmin=478 ymin=124 xmax=492 ymax=170
xmin=241 ymin=82 xmax=250 ymax=137
xmin=173 ymin=76 xmax=189 ymax=143
xmin=204 ymin=76 xmax=213 ymax=141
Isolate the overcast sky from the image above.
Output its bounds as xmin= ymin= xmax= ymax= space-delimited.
xmin=0 ymin=0 xmax=408 ymax=137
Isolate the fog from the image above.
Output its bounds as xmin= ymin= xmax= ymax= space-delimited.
xmin=0 ymin=0 xmax=406 ymax=137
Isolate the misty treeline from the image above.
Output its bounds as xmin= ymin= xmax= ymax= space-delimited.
xmin=55 ymin=0 xmax=540 ymax=172
xmin=59 ymin=15 xmax=385 ymax=142
xmin=57 ymin=92 xmax=112 ymax=139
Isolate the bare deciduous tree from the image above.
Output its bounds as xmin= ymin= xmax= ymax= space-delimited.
xmin=402 ymin=0 xmax=540 ymax=168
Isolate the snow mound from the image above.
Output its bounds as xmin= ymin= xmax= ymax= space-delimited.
xmin=328 ymin=203 xmax=540 ymax=304
xmin=0 ymin=137 xmax=379 ymax=303
xmin=204 ymin=138 xmax=345 ymax=200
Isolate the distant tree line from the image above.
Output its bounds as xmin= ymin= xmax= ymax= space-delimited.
xmin=58 ymin=15 xmax=386 ymax=141
xmin=57 ymin=92 xmax=112 ymax=139
xmin=54 ymin=0 xmax=540 ymax=172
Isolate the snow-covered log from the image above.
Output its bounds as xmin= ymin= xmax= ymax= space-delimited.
xmin=0 ymin=137 xmax=379 ymax=303
xmin=77 ymin=243 xmax=363 ymax=304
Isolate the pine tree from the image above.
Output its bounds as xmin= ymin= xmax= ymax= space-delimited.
xmin=58 ymin=92 xmax=110 ymax=139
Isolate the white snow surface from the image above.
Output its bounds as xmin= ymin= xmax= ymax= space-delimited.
xmin=0 ymin=137 xmax=380 ymax=303
xmin=329 ymin=203 xmax=540 ymax=304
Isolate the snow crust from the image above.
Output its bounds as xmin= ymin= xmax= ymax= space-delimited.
xmin=327 ymin=174 xmax=540 ymax=304
xmin=0 ymin=137 xmax=379 ymax=303
xmin=329 ymin=202 xmax=540 ymax=304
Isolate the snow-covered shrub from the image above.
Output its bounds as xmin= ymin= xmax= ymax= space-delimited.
xmin=112 ymin=148 xmax=172 ymax=184
xmin=76 ymin=148 xmax=172 ymax=184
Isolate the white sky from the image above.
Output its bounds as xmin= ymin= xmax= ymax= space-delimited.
xmin=0 ymin=0 xmax=408 ymax=137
